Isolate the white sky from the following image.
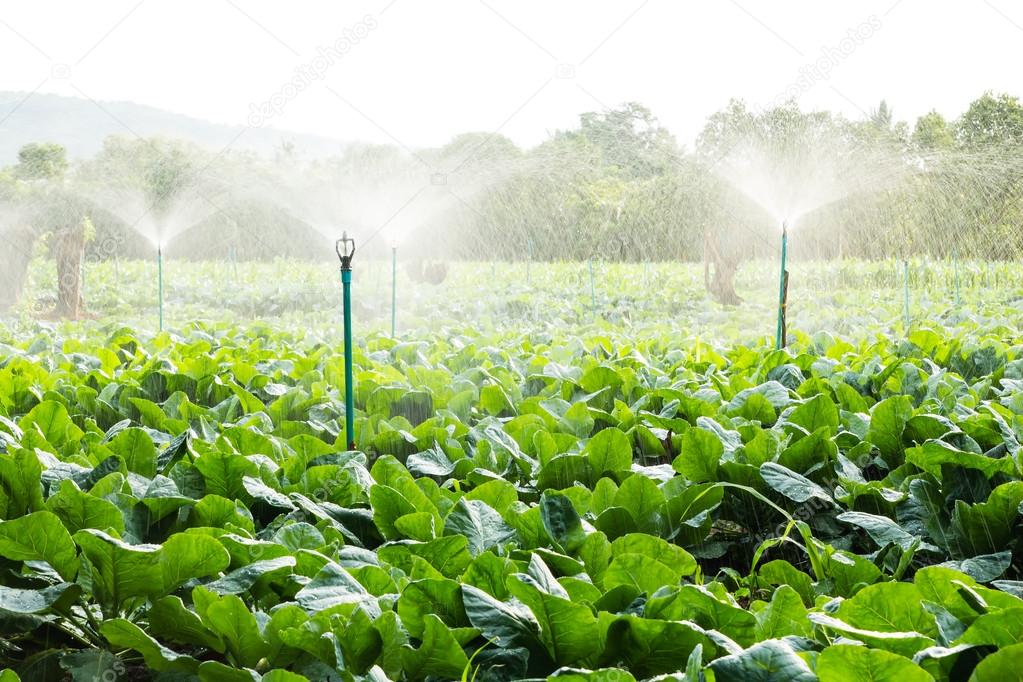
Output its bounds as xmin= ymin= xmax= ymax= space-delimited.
xmin=2 ymin=0 xmax=1022 ymax=150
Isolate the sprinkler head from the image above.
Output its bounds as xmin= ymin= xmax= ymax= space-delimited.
xmin=781 ymin=220 xmax=789 ymax=236
xmin=336 ymin=232 xmax=356 ymax=271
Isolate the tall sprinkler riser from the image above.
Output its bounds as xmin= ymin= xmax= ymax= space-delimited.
xmin=336 ymin=233 xmax=357 ymax=450
xmin=157 ymin=244 xmax=164 ymax=333
xmin=390 ymin=246 xmax=397 ymax=338
xmin=775 ymin=221 xmax=789 ymax=350
xmin=903 ymin=259 xmax=911 ymax=332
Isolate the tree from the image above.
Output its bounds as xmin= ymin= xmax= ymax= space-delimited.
xmin=558 ymin=102 xmax=681 ymax=179
xmin=15 ymin=142 xmax=68 ymax=181
xmin=955 ymin=92 xmax=1023 ymax=148
xmin=870 ymin=99 xmax=894 ymax=129
xmin=912 ymin=110 xmax=954 ymax=151
xmin=5 ymin=142 xmax=93 ymax=318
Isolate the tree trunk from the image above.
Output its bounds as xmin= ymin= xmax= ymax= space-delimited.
xmin=54 ymin=223 xmax=86 ymax=319
xmin=406 ymin=259 xmax=448 ymax=285
xmin=0 ymin=226 xmax=36 ymax=311
xmin=703 ymin=229 xmax=742 ymax=305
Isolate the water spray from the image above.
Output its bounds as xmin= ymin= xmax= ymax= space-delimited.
xmin=336 ymin=233 xmax=356 ymax=450
xmin=390 ymin=243 xmax=397 ymax=338
xmin=775 ymin=221 xmax=789 ymax=350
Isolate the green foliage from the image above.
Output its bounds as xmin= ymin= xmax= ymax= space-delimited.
xmin=2 ymin=290 xmax=1023 ymax=680
xmin=15 ymin=142 xmax=68 ymax=181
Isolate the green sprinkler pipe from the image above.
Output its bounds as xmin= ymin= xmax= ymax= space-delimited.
xmin=338 ymin=268 xmax=345 ymax=325
xmin=775 ymin=222 xmax=789 ymax=350
xmin=337 ymin=233 xmax=357 ymax=450
xmin=903 ymin=259 xmax=911 ymax=331
xmin=390 ymin=246 xmax=397 ymax=338
xmin=158 ymin=244 xmax=164 ymax=332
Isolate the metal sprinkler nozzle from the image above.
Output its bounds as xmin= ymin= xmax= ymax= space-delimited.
xmin=336 ymin=232 xmax=356 ymax=271
xmin=782 ymin=220 xmax=789 ymax=236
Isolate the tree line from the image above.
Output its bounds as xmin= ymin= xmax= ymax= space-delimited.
xmin=2 ymin=91 xmax=1022 ymax=270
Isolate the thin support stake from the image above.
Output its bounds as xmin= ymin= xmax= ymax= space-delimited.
xmin=952 ymin=244 xmax=961 ymax=304
xmin=775 ymin=225 xmax=788 ymax=349
xmin=391 ymin=247 xmax=397 ymax=338
xmin=903 ymin=259 xmax=911 ymax=331
xmin=158 ymin=245 xmax=164 ymax=332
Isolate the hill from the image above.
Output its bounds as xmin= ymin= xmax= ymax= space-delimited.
xmin=0 ymin=91 xmax=345 ymax=163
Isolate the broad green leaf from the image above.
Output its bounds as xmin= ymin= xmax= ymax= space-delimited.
xmin=969 ymin=642 xmax=1023 ymax=681
xmin=760 ymin=462 xmax=833 ymax=505
xmin=604 ymin=553 xmax=679 ymax=596
xmin=645 ymin=584 xmax=757 ymax=646
xmin=835 ymin=582 xmax=937 ymax=637
xmin=45 ymin=478 xmax=125 ymax=535
xmin=443 ymin=498 xmax=517 ymax=556
xmin=673 ymin=427 xmax=723 ymax=482
xmin=957 ymin=607 xmax=1023 ymax=647
xmin=610 ymin=533 xmax=696 ymax=576
xmin=906 ymin=440 xmax=1016 ymax=480
xmin=101 ymin=618 xmax=200 ymax=672
xmin=400 ymin=614 xmax=471 ymax=681
xmin=148 ymin=595 xmax=225 ymax=652
xmin=866 ymin=395 xmax=913 ymax=464
xmin=816 ymin=644 xmax=931 ymax=682
xmin=755 ymin=585 xmax=810 ymax=639
xmin=613 ymin=473 xmax=666 ymax=534
xmin=203 ymin=592 xmax=270 ymax=668
xmin=0 ymin=448 xmax=45 ymax=516
xmin=0 ymin=510 xmax=79 ymax=580
xmin=461 ymin=583 xmax=541 ymax=650
xmin=294 ymin=561 xmax=373 ymax=613
xmin=540 ymin=491 xmax=587 ymax=555
xmin=59 ymin=650 xmax=122 ymax=682
xmin=106 ymin=427 xmax=157 ymax=478
xmin=952 ymin=482 xmax=1023 ymax=556
xmin=608 ymin=615 xmax=717 ymax=678
xmin=397 ymin=578 xmax=468 ymax=639
xmin=708 ymin=639 xmax=815 ymax=682
xmin=838 ymin=510 xmax=936 ymax=552
xmin=204 ymin=556 xmax=297 ymax=595
xmin=334 ymin=606 xmax=382 ymax=674
xmin=787 ymin=393 xmax=839 ymax=436
xmin=0 ymin=582 xmax=80 ymax=614
xmin=584 ymin=428 xmax=632 ymax=476
xmin=19 ymin=400 xmax=83 ymax=450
